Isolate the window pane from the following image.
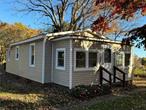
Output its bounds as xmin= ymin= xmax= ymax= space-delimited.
xmin=76 ymin=52 xmax=86 ymax=68
xmin=89 ymin=52 xmax=97 ymax=67
xmin=16 ymin=47 xmax=19 ymax=59
xmin=30 ymin=45 xmax=35 ymax=65
xmin=125 ymin=53 xmax=130 ymax=66
xmin=58 ymin=59 xmax=64 ymax=66
xmin=116 ymin=54 xmax=123 ymax=66
xmin=104 ymin=49 xmax=111 ymax=63
xmin=16 ymin=48 xmax=18 ymax=58
xmin=31 ymin=55 xmax=34 ymax=65
xmin=58 ymin=51 xmax=64 ymax=67
xmin=31 ymin=46 xmax=34 ymax=56
xmin=58 ymin=51 xmax=64 ymax=59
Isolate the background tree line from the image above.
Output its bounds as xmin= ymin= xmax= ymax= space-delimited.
xmin=0 ymin=22 xmax=40 ymax=63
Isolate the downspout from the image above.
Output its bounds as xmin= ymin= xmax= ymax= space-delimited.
xmin=42 ymin=36 xmax=48 ymax=84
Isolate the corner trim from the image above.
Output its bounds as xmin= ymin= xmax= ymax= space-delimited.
xmin=42 ymin=37 xmax=47 ymax=84
xmin=69 ymin=39 xmax=73 ymax=89
xmin=51 ymin=43 xmax=54 ymax=82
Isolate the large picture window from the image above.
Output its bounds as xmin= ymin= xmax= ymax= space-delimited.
xmin=15 ymin=46 xmax=19 ymax=60
xmin=89 ymin=52 xmax=97 ymax=67
xmin=76 ymin=51 xmax=86 ymax=68
xmin=74 ymin=49 xmax=98 ymax=71
xmin=29 ymin=44 xmax=35 ymax=67
xmin=104 ymin=48 xmax=111 ymax=63
xmin=56 ymin=48 xmax=65 ymax=70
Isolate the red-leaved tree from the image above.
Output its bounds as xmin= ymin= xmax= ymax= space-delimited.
xmin=92 ymin=0 xmax=146 ymax=34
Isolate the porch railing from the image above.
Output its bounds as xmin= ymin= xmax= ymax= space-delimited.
xmin=113 ymin=66 xmax=126 ymax=87
xmin=99 ymin=66 xmax=112 ymax=87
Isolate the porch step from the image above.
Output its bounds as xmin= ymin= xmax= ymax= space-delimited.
xmin=133 ymin=77 xmax=146 ymax=87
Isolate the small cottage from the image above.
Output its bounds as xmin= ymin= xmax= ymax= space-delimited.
xmin=6 ymin=29 xmax=133 ymax=89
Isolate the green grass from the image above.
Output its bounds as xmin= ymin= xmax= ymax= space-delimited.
xmin=133 ymin=68 xmax=146 ymax=77
xmin=80 ymin=92 xmax=146 ymax=110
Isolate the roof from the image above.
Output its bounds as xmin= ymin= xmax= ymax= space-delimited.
xmin=10 ymin=29 xmax=122 ymax=46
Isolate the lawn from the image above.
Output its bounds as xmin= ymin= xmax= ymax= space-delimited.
xmin=0 ymin=73 xmax=79 ymax=109
xmin=1 ymin=72 xmax=146 ymax=110
xmin=79 ymin=91 xmax=146 ymax=110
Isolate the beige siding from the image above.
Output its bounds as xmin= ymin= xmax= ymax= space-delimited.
xmin=52 ymin=40 xmax=70 ymax=87
xmin=44 ymin=41 xmax=52 ymax=83
xmin=72 ymin=40 xmax=101 ymax=87
xmin=6 ymin=40 xmax=44 ymax=83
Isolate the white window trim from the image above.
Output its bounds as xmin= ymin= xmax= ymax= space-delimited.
xmin=15 ymin=46 xmax=19 ymax=61
xmin=29 ymin=43 xmax=35 ymax=67
xmin=74 ymin=48 xmax=98 ymax=71
xmin=116 ymin=51 xmax=131 ymax=68
xmin=56 ymin=48 xmax=66 ymax=70
xmin=115 ymin=52 xmax=125 ymax=68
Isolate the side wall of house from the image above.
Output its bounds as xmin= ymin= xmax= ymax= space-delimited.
xmin=52 ymin=39 xmax=70 ymax=87
xmin=6 ymin=40 xmax=44 ymax=83
xmin=44 ymin=41 xmax=52 ymax=83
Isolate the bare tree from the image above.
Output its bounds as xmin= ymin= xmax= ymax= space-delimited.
xmin=16 ymin=0 xmax=96 ymax=32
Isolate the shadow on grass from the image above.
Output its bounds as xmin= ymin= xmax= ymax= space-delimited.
xmin=0 ymin=73 xmax=70 ymax=94
xmin=0 ymin=98 xmax=53 ymax=110
xmin=0 ymin=73 xmax=79 ymax=109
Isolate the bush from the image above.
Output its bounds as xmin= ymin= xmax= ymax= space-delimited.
xmin=134 ymin=68 xmax=146 ymax=77
xmin=99 ymin=85 xmax=112 ymax=95
xmin=71 ymin=85 xmax=111 ymax=100
xmin=71 ymin=85 xmax=99 ymax=100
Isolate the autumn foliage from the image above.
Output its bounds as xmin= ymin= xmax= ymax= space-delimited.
xmin=92 ymin=0 xmax=146 ymax=33
xmin=0 ymin=22 xmax=40 ymax=63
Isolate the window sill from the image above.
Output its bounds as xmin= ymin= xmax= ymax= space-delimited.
xmin=56 ymin=66 xmax=65 ymax=70
xmin=29 ymin=65 xmax=35 ymax=67
xmin=74 ymin=67 xmax=97 ymax=72
xmin=15 ymin=59 xmax=19 ymax=61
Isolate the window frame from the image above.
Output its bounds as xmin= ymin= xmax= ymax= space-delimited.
xmin=29 ymin=43 xmax=35 ymax=67
xmin=104 ymin=48 xmax=111 ymax=63
xmin=124 ymin=52 xmax=131 ymax=67
xmin=115 ymin=52 xmax=124 ymax=67
xmin=15 ymin=46 xmax=19 ymax=61
xmin=74 ymin=49 xmax=87 ymax=71
xmin=56 ymin=48 xmax=66 ymax=70
xmin=88 ymin=50 xmax=98 ymax=69
xmin=74 ymin=48 xmax=98 ymax=71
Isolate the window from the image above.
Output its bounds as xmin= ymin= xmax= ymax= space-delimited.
xmin=125 ymin=53 xmax=131 ymax=66
xmin=104 ymin=48 xmax=111 ymax=63
xmin=74 ymin=49 xmax=98 ymax=71
xmin=76 ymin=51 xmax=86 ymax=68
xmin=15 ymin=46 xmax=19 ymax=60
xmin=56 ymin=48 xmax=65 ymax=70
xmin=29 ymin=44 xmax=35 ymax=67
xmin=116 ymin=53 xmax=123 ymax=66
xmin=89 ymin=52 xmax=97 ymax=67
